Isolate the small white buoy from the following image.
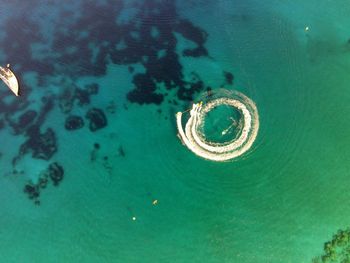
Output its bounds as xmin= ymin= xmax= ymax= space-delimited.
xmin=305 ymin=26 xmax=309 ymax=32
xmin=132 ymin=216 xmax=136 ymax=221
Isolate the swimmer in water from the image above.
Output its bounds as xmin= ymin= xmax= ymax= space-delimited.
xmin=221 ymin=117 xmax=237 ymax=135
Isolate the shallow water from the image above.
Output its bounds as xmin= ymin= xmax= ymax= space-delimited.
xmin=1 ymin=0 xmax=350 ymax=262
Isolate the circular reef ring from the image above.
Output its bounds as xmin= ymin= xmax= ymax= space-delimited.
xmin=176 ymin=89 xmax=259 ymax=162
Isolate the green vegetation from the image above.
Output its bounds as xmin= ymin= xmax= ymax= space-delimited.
xmin=313 ymin=229 xmax=350 ymax=263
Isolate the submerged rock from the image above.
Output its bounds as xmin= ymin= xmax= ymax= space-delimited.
xmin=59 ymin=88 xmax=74 ymax=114
xmin=74 ymin=88 xmax=90 ymax=106
xmin=183 ymin=46 xmax=208 ymax=57
xmin=85 ymin=83 xmax=99 ymax=95
xmin=174 ymin=19 xmax=208 ymax=46
xmin=23 ymin=162 xmax=64 ymax=204
xmin=23 ymin=183 xmax=40 ymax=200
xmin=65 ymin=115 xmax=84 ymax=130
xmin=74 ymin=84 xmax=100 ymax=105
xmin=5 ymin=109 xmax=38 ymax=134
xmin=18 ymin=110 xmax=37 ymax=129
xmin=224 ymin=71 xmax=234 ymax=85
xmin=38 ymin=176 xmax=48 ymax=189
xmin=48 ymin=162 xmax=64 ymax=186
xmin=86 ymin=108 xmax=107 ymax=132
xmin=21 ymin=126 xmax=57 ymax=160
xmin=127 ymin=73 xmax=163 ymax=105
xmin=106 ymin=100 xmax=117 ymax=114
xmin=118 ymin=146 xmax=125 ymax=157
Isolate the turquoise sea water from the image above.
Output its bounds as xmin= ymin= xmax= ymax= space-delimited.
xmin=1 ymin=0 xmax=350 ymax=262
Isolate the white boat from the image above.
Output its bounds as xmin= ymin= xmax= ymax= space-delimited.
xmin=0 ymin=64 xmax=19 ymax=96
